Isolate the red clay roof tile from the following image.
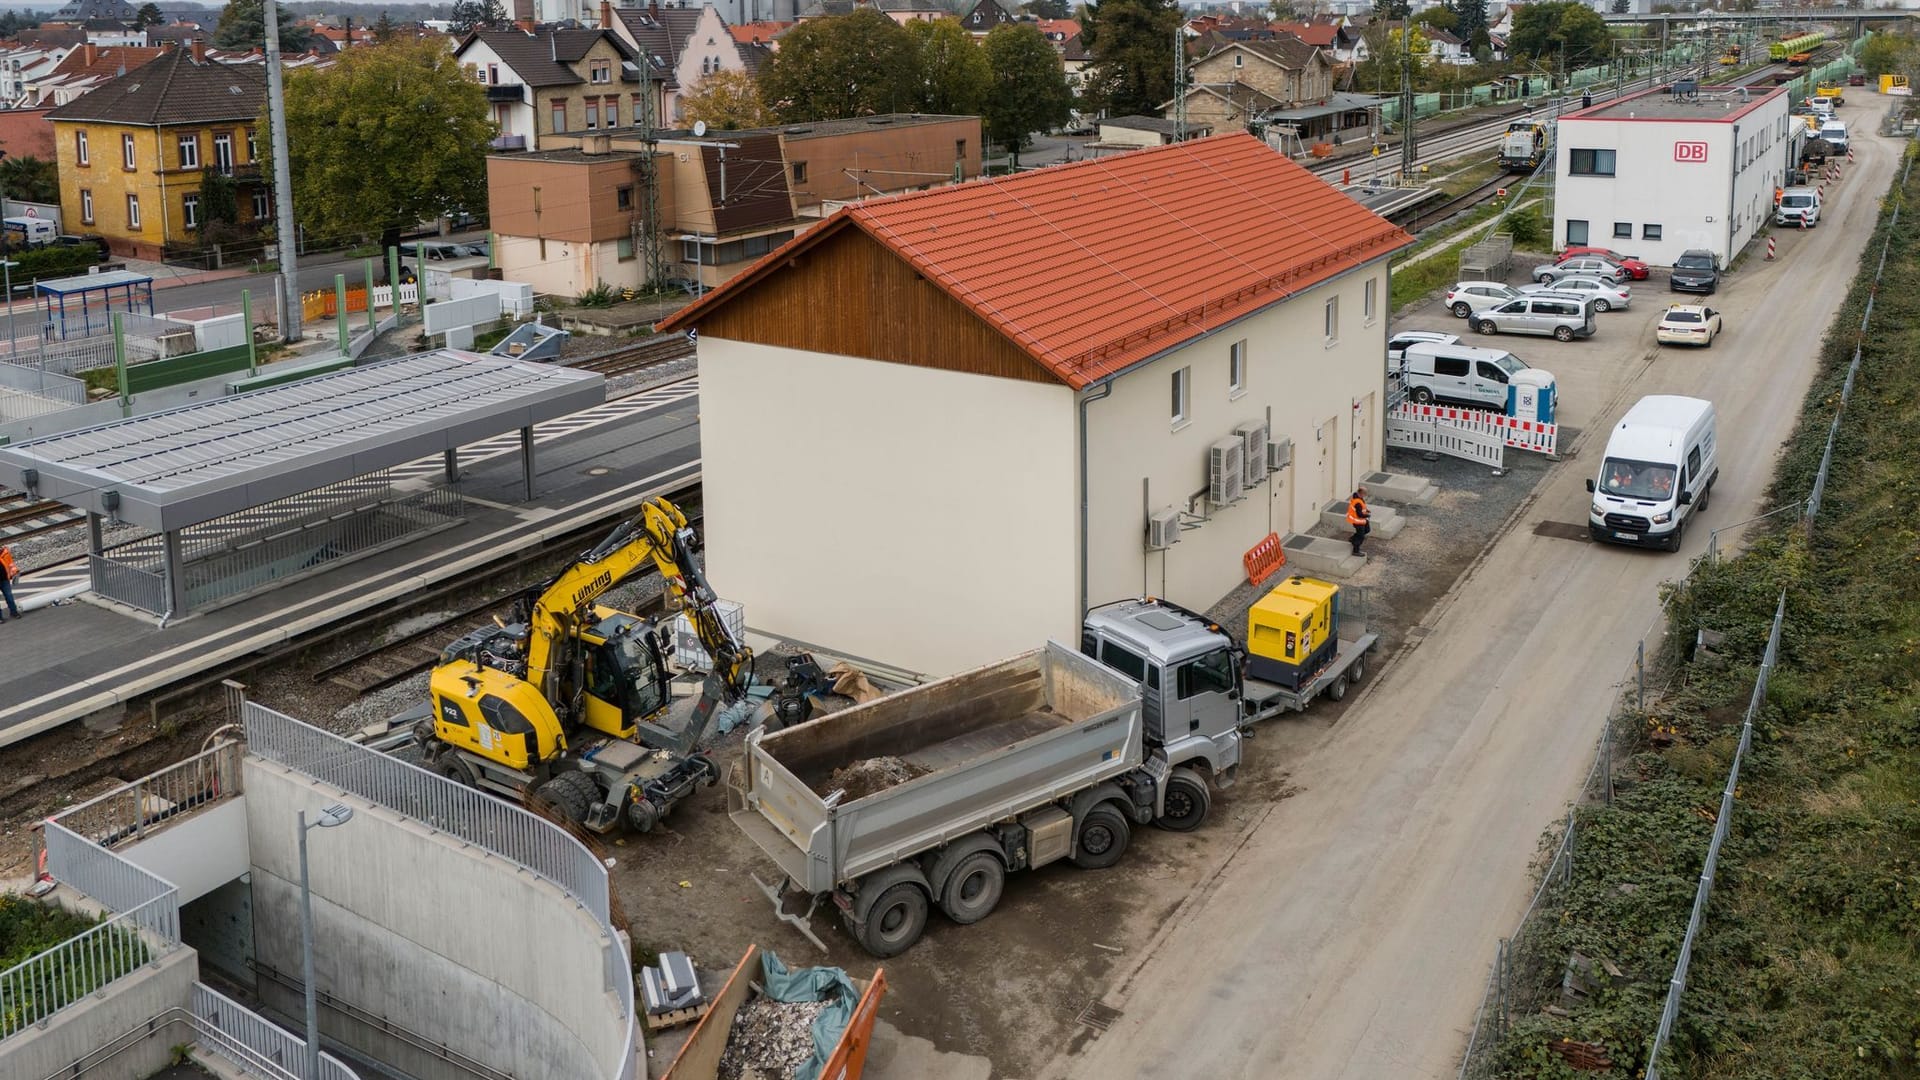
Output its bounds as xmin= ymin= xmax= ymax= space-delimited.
xmin=664 ymin=133 xmax=1411 ymax=388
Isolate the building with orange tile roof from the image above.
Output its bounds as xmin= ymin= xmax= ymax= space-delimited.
xmin=661 ymin=133 xmax=1413 ymax=674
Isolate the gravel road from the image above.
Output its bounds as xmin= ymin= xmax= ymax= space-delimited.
xmin=1043 ymin=104 xmax=1897 ymax=1079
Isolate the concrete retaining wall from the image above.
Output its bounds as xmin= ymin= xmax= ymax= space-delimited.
xmin=0 ymin=944 xmax=197 ymax=1080
xmin=243 ymin=760 xmax=623 ymax=1080
xmin=121 ymin=797 xmax=250 ymax=905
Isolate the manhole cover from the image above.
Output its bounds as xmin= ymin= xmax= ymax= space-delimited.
xmin=1533 ymin=521 xmax=1593 ymax=542
xmin=1077 ymin=1002 xmax=1122 ymax=1031
xmin=585 ymin=466 xmax=613 ymax=476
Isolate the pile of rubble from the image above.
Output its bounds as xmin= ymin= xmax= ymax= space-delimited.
xmin=716 ymin=996 xmax=831 ymax=1080
xmin=817 ymin=756 xmax=929 ymax=801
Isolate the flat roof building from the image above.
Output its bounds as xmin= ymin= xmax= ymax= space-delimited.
xmin=1553 ymin=82 xmax=1792 ymax=266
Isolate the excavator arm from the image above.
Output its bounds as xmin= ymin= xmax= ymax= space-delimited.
xmin=522 ymin=496 xmax=754 ymax=741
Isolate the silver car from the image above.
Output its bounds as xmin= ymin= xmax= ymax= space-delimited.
xmin=1533 ymin=256 xmax=1627 ymax=285
xmin=1444 ymin=280 xmax=1524 ymax=319
xmin=1520 ymin=276 xmax=1632 ymax=311
xmin=1468 ymin=294 xmax=1597 ymax=341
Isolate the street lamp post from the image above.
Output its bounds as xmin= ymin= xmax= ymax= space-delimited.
xmin=298 ymin=802 xmax=354 ymax=1080
xmin=0 ymin=259 xmax=16 ymax=365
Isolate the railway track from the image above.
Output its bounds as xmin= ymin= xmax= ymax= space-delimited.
xmin=573 ymin=332 xmax=695 ymax=378
xmin=0 ymin=498 xmax=84 ymax=539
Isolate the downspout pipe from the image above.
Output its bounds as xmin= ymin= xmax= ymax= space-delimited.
xmin=1078 ymin=378 xmax=1115 ymax=620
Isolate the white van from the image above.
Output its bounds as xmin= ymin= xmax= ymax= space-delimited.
xmin=2 ymin=217 xmax=56 ymax=247
xmin=1819 ymin=119 xmax=1849 ymax=153
xmin=1401 ymin=342 xmax=1536 ymax=411
xmin=1587 ymin=395 xmax=1718 ymax=551
xmin=1775 ymin=186 xmax=1821 ymax=228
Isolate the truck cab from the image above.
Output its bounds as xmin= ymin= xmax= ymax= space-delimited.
xmin=1082 ymin=599 xmax=1243 ymax=785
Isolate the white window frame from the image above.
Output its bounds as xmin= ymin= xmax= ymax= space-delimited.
xmin=251 ymin=187 xmax=271 ymax=220
xmin=126 ymin=193 xmax=140 ymax=229
xmin=182 ymin=192 xmax=200 ymax=229
xmin=213 ymin=133 xmax=234 ymax=175
xmin=1228 ymin=339 xmax=1247 ymax=398
xmin=1363 ymin=278 xmax=1377 ymax=325
xmin=1324 ymin=295 xmax=1339 ymax=345
xmin=75 ymin=129 xmax=89 ymax=165
xmin=121 ymin=132 xmax=136 ymax=169
xmin=80 ymin=188 xmax=93 ymax=224
xmin=178 ymin=134 xmax=199 ymax=170
xmin=1171 ymin=366 xmax=1190 ymax=429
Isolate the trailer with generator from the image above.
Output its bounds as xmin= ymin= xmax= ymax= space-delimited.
xmin=1234 ymin=576 xmax=1379 ymax=720
xmin=728 ymin=640 xmax=1242 ymax=958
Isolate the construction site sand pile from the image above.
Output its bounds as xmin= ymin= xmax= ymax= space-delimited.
xmin=716 ymin=996 xmax=831 ymax=1080
xmin=816 ymin=756 xmax=931 ymax=800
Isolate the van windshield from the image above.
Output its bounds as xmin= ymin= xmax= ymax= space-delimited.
xmin=1600 ymin=458 xmax=1678 ymax=500
xmin=1782 ymin=195 xmax=1813 ymax=208
xmin=1494 ymin=353 xmax=1526 ymax=375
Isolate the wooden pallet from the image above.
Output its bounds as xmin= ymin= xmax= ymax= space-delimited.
xmin=644 ymin=1000 xmax=711 ymax=1032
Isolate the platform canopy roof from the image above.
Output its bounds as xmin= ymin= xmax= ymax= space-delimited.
xmin=0 ymin=350 xmax=605 ymax=531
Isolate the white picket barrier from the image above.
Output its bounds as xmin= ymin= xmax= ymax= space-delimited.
xmin=1386 ymin=411 xmax=1505 ymax=468
xmin=1390 ymin=401 xmax=1558 ymax=456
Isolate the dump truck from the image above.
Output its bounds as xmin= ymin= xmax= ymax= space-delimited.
xmin=730 ymin=639 xmax=1241 ymax=958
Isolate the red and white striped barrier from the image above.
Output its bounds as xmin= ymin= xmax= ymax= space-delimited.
xmin=1390 ymin=402 xmax=1558 ymax=456
xmin=1847 ymin=147 xmax=1855 ymax=164
xmin=1767 ymin=236 xmax=1776 ymax=260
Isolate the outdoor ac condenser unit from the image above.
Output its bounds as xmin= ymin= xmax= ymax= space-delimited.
xmin=1234 ymin=420 xmax=1269 ymax=487
xmin=1209 ymin=437 xmax=1245 ymax=506
xmin=1146 ymin=509 xmax=1181 ymax=551
xmin=1268 ymin=437 xmax=1293 ymax=472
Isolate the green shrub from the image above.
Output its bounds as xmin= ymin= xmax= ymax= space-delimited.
xmin=576 ymin=281 xmax=617 ymax=309
xmin=7 ymin=243 xmax=106 ymax=280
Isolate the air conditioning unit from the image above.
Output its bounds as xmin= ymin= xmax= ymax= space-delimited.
xmin=1209 ymin=437 xmax=1245 ymax=507
xmin=1146 ymin=509 xmax=1181 ymax=551
xmin=1234 ymin=420 xmax=1269 ymax=487
xmin=1267 ymin=437 xmax=1293 ymax=472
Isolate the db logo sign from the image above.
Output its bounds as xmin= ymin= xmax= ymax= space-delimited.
xmin=1674 ymin=141 xmax=1710 ymax=163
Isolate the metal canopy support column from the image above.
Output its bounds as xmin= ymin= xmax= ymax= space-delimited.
xmin=443 ymin=448 xmax=458 ymax=483
xmin=521 ymin=425 xmax=535 ymax=501
xmin=86 ymin=512 xmax=102 ymax=556
xmin=162 ymin=528 xmax=187 ymax=618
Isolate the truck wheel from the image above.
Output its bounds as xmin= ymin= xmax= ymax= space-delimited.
xmin=851 ymin=883 xmax=929 ymax=958
xmin=1071 ymin=805 xmax=1131 ymax=869
xmin=1349 ymin=653 xmax=1367 ymax=682
xmin=534 ymin=772 xmax=593 ymax=825
xmin=939 ymin=852 xmax=1005 ymax=925
xmin=1155 ymin=769 xmax=1212 ymax=833
xmin=1327 ymin=675 xmax=1350 ymax=702
xmin=436 ymin=754 xmax=477 ymax=789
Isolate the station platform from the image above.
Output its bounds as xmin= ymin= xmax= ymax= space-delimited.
xmin=0 ymin=380 xmax=702 ymax=747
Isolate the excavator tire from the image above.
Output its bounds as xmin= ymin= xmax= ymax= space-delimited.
xmin=535 ymin=772 xmax=596 ymax=826
xmin=434 ymin=752 xmax=477 ymax=790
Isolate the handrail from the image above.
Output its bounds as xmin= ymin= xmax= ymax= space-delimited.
xmin=48 ymin=740 xmax=242 ymax=849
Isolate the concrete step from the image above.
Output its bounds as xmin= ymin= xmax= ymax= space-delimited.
xmin=1281 ymin=532 xmax=1366 ymax=578
xmin=1361 ymin=469 xmax=1440 ymax=506
xmin=1319 ymin=500 xmax=1406 ymax=539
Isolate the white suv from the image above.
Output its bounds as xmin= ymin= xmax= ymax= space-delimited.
xmin=1444 ymin=281 xmax=1523 ymax=319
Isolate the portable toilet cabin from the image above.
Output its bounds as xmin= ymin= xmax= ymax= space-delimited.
xmin=1509 ymin=368 xmax=1556 ymax=424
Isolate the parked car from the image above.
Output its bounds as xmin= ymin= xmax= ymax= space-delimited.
xmin=1775 ymin=186 xmax=1821 ymax=228
xmin=1670 ymin=250 xmax=1720 ymax=294
xmin=1557 ymin=246 xmax=1652 ymax=280
xmin=51 ymin=233 xmax=110 ymax=257
xmin=1520 ymin=276 xmax=1631 ymax=311
xmin=1444 ymin=280 xmax=1523 ymax=318
xmin=1388 ymin=330 xmax=1459 ymax=366
xmin=1655 ymin=304 xmax=1723 ymax=347
xmin=1467 ymin=294 xmax=1597 ymax=341
xmin=1400 ymin=341 xmax=1532 ymax=409
xmin=1534 ymin=256 xmax=1627 ymax=285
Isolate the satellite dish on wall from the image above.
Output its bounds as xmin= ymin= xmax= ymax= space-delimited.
xmin=693 ymin=120 xmax=708 ymax=138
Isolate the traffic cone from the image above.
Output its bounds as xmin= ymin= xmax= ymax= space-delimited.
xmin=1767 ymin=236 xmax=1776 ymax=260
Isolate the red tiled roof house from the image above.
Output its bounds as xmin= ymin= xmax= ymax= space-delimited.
xmin=662 ymin=134 xmax=1412 ymax=674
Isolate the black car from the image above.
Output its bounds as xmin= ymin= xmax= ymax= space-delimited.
xmin=1670 ymin=250 xmax=1719 ymax=294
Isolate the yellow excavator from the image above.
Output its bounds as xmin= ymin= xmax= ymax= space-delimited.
xmin=412 ymin=496 xmax=754 ymax=833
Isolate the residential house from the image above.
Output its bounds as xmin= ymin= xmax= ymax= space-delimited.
xmin=611 ymin=3 xmax=705 ymax=125
xmin=45 ymin=42 xmax=269 ymax=260
xmin=485 ymin=112 xmax=981 ymax=295
xmin=674 ymin=4 xmax=774 ymax=120
xmin=655 ymin=134 xmax=1413 ymax=676
xmin=1187 ymin=37 xmax=1336 ymax=110
xmin=957 ymin=0 xmax=1018 ymax=36
xmin=797 ymin=0 xmax=946 ymax=22
xmin=1036 ymin=19 xmax=1080 ymax=48
xmin=0 ymin=108 xmax=56 ymax=158
xmin=1168 ymin=82 xmax=1285 ymax=134
xmin=1275 ymin=19 xmax=1368 ymax=63
xmin=0 ymin=43 xmax=74 ymax=107
xmin=30 ymin=42 xmax=165 ymax=108
xmin=456 ymin=23 xmax=648 ymax=153
xmin=1062 ymin=33 xmax=1091 ymax=97
xmin=729 ymin=21 xmax=792 ymax=48
xmin=44 ymin=0 xmax=136 ymax=21
xmin=1426 ymin=27 xmax=1473 ymax=65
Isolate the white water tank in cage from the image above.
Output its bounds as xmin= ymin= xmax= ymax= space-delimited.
xmin=669 ymin=600 xmax=745 ymax=673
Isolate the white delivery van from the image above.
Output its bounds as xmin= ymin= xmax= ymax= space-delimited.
xmin=1587 ymin=395 xmax=1718 ymax=551
xmin=2 ymin=217 xmax=56 ymax=247
xmin=1401 ymin=341 xmax=1548 ymax=412
xmin=1819 ymin=119 xmax=1849 ymax=153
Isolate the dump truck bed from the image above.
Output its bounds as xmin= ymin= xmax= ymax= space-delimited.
xmin=729 ymin=641 xmax=1143 ymax=894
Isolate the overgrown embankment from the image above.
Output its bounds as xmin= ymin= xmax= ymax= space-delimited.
xmin=1490 ymin=150 xmax=1920 ymax=1078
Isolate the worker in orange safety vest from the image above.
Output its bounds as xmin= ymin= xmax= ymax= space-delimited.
xmin=1346 ymin=487 xmax=1371 ymax=557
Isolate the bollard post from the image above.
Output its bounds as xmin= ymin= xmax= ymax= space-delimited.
xmin=363 ymin=258 xmax=378 ymax=332
xmin=334 ymin=273 xmax=349 ymax=356
xmin=386 ymin=247 xmax=401 ymax=311
xmin=1637 ymin=639 xmax=1646 ymax=710
xmin=242 ymin=289 xmax=256 ymax=375
xmin=1766 ymin=235 xmax=1775 ymax=260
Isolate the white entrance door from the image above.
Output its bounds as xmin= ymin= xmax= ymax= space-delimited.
xmin=1351 ymin=393 xmax=1376 ymax=479
xmin=1316 ymin=415 xmax=1339 ymax=506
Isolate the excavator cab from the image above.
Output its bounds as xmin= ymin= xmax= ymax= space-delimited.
xmin=429 ymin=663 xmax=563 ymax=772
xmin=580 ymin=613 xmax=671 ymax=739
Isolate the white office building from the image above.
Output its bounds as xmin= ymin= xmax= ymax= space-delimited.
xmin=1553 ymin=83 xmax=1794 ymax=266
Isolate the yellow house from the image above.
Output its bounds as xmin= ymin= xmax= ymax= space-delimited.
xmin=47 ymin=42 xmax=268 ymax=260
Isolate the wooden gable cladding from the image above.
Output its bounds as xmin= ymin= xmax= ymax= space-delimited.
xmin=691 ymin=224 xmax=1060 ymax=386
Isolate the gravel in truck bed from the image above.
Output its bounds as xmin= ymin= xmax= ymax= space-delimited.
xmin=716 ymin=996 xmax=830 ymax=1080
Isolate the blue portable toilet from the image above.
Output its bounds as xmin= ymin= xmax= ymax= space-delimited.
xmin=1508 ymin=369 xmax=1556 ymax=424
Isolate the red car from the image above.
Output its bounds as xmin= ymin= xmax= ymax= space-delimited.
xmin=1557 ymin=246 xmax=1652 ymax=280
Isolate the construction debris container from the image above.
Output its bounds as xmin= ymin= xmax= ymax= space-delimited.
xmin=1246 ymin=576 xmax=1340 ymax=692
xmin=662 ymin=944 xmax=887 ymax=1080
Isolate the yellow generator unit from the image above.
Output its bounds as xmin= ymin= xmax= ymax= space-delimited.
xmin=1247 ymin=576 xmax=1340 ymax=692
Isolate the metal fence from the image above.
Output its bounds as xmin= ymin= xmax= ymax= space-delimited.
xmin=50 ymin=742 xmax=242 ymax=851
xmin=41 ymin=823 xmax=180 ymax=940
xmin=0 ymin=360 xmax=86 ymax=404
xmin=88 ymin=553 xmax=167 ymax=616
xmin=192 ymin=982 xmax=361 ymax=1080
xmin=240 ymin=697 xmax=637 ymax=1080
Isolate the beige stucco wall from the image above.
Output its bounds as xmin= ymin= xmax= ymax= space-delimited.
xmin=496 ymin=234 xmax=642 ymax=297
xmin=1084 ymin=263 xmax=1391 ymax=615
xmin=697 ymin=338 xmax=1079 ymax=675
